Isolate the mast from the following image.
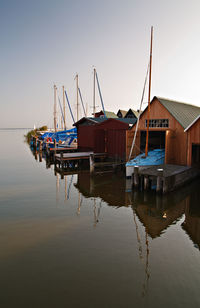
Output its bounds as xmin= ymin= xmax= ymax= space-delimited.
xmin=93 ymin=67 xmax=96 ymax=116
xmin=76 ymin=74 xmax=79 ymax=122
xmin=54 ymin=84 xmax=57 ymax=132
xmin=145 ymin=26 xmax=153 ymax=157
xmin=62 ymin=85 xmax=66 ymax=129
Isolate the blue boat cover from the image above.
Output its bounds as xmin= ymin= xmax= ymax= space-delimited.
xmin=126 ymin=149 xmax=165 ymax=167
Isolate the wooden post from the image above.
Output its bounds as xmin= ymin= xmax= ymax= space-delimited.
xmin=156 ymin=168 xmax=163 ymax=193
xmin=60 ymin=152 xmax=64 ymax=169
xmin=134 ymin=166 xmax=139 ymax=188
xmin=90 ymin=154 xmax=94 ymax=173
xmin=54 ymin=139 xmax=57 ymax=156
xmin=163 ymin=178 xmax=169 ymax=194
xmin=39 ymin=140 xmax=42 ymax=152
xmin=39 ymin=152 xmax=42 ymax=162
xmin=144 ymin=175 xmax=150 ymax=190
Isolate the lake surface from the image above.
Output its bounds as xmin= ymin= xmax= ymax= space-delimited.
xmin=0 ymin=129 xmax=200 ymax=308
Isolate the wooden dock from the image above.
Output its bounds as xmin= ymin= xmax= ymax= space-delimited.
xmin=130 ymin=164 xmax=200 ymax=194
xmin=54 ymin=151 xmax=108 ymax=173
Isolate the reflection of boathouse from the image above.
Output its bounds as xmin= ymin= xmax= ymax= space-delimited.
xmin=133 ymin=193 xmax=186 ymax=238
xmin=74 ymin=172 xmax=131 ymax=207
xmin=182 ymin=179 xmax=200 ymax=250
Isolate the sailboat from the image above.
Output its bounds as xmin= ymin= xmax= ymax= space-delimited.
xmin=126 ymin=27 xmax=165 ymax=177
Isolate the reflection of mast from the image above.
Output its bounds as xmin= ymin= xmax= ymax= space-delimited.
xmin=133 ymin=210 xmax=143 ymax=260
xmin=64 ymin=176 xmax=67 ymax=201
xmin=77 ymin=192 xmax=83 ymax=215
xmin=56 ymin=173 xmax=60 ymax=202
xmin=93 ymin=199 xmax=102 ymax=227
xmin=142 ymin=227 xmax=150 ymax=297
xmin=132 ymin=207 xmax=150 ymax=297
xmin=67 ymin=175 xmax=74 ymax=199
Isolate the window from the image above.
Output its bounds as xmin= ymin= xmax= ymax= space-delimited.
xmin=145 ymin=119 xmax=169 ymax=128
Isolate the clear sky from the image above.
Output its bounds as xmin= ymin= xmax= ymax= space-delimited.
xmin=1 ymin=0 xmax=200 ymax=128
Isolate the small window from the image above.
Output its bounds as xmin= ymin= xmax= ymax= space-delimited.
xmin=145 ymin=119 xmax=169 ymax=128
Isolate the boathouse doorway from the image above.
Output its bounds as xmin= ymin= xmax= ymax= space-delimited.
xmin=191 ymin=144 xmax=200 ymax=168
xmin=140 ymin=131 xmax=166 ymax=152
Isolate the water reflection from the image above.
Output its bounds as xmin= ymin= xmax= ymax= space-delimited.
xmin=1 ymin=131 xmax=200 ymax=307
xmin=182 ymin=180 xmax=200 ymax=250
xmin=53 ymin=169 xmax=200 ymax=243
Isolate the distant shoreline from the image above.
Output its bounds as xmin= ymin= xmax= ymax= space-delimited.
xmin=0 ymin=128 xmax=32 ymax=130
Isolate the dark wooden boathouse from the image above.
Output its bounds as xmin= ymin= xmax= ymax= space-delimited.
xmin=126 ymin=96 xmax=200 ymax=166
xmin=74 ymin=117 xmax=136 ymax=160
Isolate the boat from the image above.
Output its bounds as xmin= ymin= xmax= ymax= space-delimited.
xmin=125 ymin=27 xmax=165 ymax=177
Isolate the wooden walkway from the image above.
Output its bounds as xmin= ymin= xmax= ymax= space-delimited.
xmin=131 ymin=164 xmax=200 ymax=194
xmin=54 ymin=151 xmax=108 ymax=172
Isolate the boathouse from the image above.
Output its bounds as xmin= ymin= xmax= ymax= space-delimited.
xmin=74 ymin=117 xmax=136 ymax=160
xmin=184 ymin=115 xmax=200 ymax=167
xmin=94 ymin=110 xmax=118 ymax=118
xmin=73 ymin=117 xmax=106 ymax=152
xmin=126 ymin=96 xmax=200 ymax=166
xmin=125 ymin=108 xmax=139 ymax=119
xmin=117 ymin=109 xmax=127 ymax=118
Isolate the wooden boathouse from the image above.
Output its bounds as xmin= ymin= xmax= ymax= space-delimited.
xmin=74 ymin=117 xmax=136 ymax=161
xmin=184 ymin=115 xmax=200 ymax=167
xmin=126 ymin=96 xmax=200 ymax=167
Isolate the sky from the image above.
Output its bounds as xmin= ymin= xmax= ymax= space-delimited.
xmin=1 ymin=0 xmax=200 ymax=128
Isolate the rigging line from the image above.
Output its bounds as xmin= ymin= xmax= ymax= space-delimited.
xmin=95 ymin=71 xmax=107 ymax=118
xmin=128 ymin=61 xmax=150 ymax=161
xmin=65 ymin=90 xmax=75 ymax=124
xmin=78 ymin=87 xmax=86 ymax=117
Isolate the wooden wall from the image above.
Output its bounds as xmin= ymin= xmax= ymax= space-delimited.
xmin=126 ymin=97 xmax=188 ymax=165
xmin=77 ymin=125 xmax=96 ymax=151
xmin=186 ymin=118 xmax=200 ymax=166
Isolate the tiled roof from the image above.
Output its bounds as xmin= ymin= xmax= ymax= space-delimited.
xmin=184 ymin=115 xmax=200 ymax=132
xmin=104 ymin=111 xmax=118 ymax=118
xmin=157 ymin=97 xmax=200 ymax=129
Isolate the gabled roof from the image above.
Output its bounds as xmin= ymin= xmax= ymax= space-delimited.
xmin=117 ymin=109 xmax=127 ymax=117
xmin=104 ymin=111 xmax=118 ymax=118
xmin=73 ymin=117 xmax=106 ymax=126
xmin=184 ymin=114 xmax=200 ymax=132
xmin=125 ymin=109 xmax=139 ymax=118
xmin=156 ymin=96 xmax=200 ymax=129
xmin=95 ymin=110 xmax=118 ymax=118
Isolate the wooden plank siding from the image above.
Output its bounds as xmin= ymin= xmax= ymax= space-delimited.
xmin=94 ymin=119 xmax=129 ymax=160
xmin=126 ymin=97 xmax=188 ymax=165
xmin=186 ymin=118 xmax=200 ymax=166
xmin=77 ymin=125 xmax=96 ymax=152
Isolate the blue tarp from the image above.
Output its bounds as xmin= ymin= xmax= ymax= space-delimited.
xmin=126 ymin=149 xmax=165 ymax=167
xmin=40 ymin=128 xmax=77 ymax=141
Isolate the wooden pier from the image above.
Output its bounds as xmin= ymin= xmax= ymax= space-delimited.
xmin=54 ymin=152 xmax=108 ymax=173
xmin=130 ymin=164 xmax=200 ymax=194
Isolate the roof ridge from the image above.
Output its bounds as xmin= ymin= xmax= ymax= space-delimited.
xmin=156 ymin=96 xmax=200 ymax=109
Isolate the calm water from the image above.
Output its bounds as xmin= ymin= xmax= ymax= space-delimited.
xmin=0 ymin=129 xmax=200 ymax=308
